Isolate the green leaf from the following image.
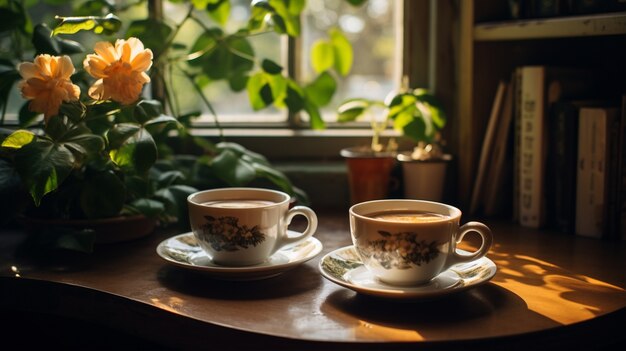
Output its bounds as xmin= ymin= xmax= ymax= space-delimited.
xmin=249 ymin=0 xmax=303 ymax=36
xmin=304 ymin=100 xmax=325 ymax=130
xmin=80 ymin=170 xmax=126 ymax=218
xmin=248 ymin=4 xmax=270 ymax=32
xmin=108 ymin=125 xmax=157 ymax=173
xmin=261 ymin=59 xmax=282 ymax=75
xmin=267 ymin=73 xmax=287 ymax=105
xmin=32 ymin=23 xmax=60 ymax=55
xmin=18 ymin=100 xmax=39 ymax=127
xmin=269 ymin=0 xmax=301 ymax=36
xmin=32 ymin=23 xmax=84 ymax=55
xmin=157 ymin=170 xmax=186 ymax=187
xmin=211 ymin=149 xmax=256 ymax=186
xmin=345 ymin=0 xmax=368 ymax=6
xmin=311 ymin=40 xmax=334 ymax=74
xmin=228 ymin=36 xmax=255 ymax=73
xmin=413 ymin=89 xmax=447 ymax=129
xmin=73 ymin=0 xmax=116 ymax=17
xmin=394 ymin=113 xmax=428 ymax=143
xmin=14 ymin=139 xmax=75 ymax=206
xmin=216 ymin=142 xmax=269 ymax=165
xmin=229 ymin=74 xmax=249 ymax=92
xmin=337 ymin=99 xmax=372 ymax=122
xmin=284 ymin=80 xmax=305 ymax=114
xmin=144 ymin=115 xmax=179 ymax=131
xmin=57 ymin=37 xmax=84 ymax=55
xmin=59 ymin=101 xmax=86 ymax=124
xmin=191 ymin=33 xmax=254 ymax=80
xmin=304 ymin=72 xmax=336 ymax=107
xmin=125 ymin=18 xmax=173 ymax=56
xmin=44 ymin=114 xmax=69 ymax=141
xmin=206 ymin=0 xmax=231 ymax=26
xmin=154 ymin=184 xmax=197 ymax=221
xmin=60 ymin=127 xmax=105 ymax=160
xmin=252 ymin=162 xmax=294 ymax=194
xmin=52 ymin=13 xmax=122 ymax=36
xmin=106 ymin=123 xmax=141 ymax=149
xmin=2 ymin=130 xmax=35 ymax=149
xmin=247 ymin=72 xmax=270 ymax=110
xmin=188 ymin=29 xmax=220 ymax=67
xmin=129 ymin=198 xmax=165 ymax=219
xmin=330 ymin=29 xmax=353 ymax=76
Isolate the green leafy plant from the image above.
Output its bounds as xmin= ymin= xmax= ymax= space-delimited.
xmin=336 ymin=78 xmax=447 ymax=159
xmin=0 ymin=0 xmax=362 ymax=253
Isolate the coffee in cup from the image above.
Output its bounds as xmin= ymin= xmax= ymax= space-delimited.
xmin=349 ymin=199 xmax=493 ymax=286
xmin=188 ymin=188 xmax=318 ymax=266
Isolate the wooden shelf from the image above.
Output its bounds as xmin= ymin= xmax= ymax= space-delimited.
xmin=474 ymin=12 xmax=626 ymax=41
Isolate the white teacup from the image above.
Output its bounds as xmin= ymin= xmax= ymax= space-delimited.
xmin=187 ymin=188 xmax=318 ymax=266
xmin=349 ymin=199 xmax=493 ymax=286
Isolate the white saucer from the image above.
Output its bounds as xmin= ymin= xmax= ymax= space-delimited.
xmin=156 ymin=232 xmax=323 ymax=281
xmin=319 ymin=246 xmax=497 ymax=300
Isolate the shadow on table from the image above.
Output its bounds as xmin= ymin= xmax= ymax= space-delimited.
xmin=320 ymin=282 xmax=571 ymax=348
xmin=156 ymin=262 xmax=323 ymax=300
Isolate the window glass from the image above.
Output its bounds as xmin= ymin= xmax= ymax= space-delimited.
xmin=165 ymin=0 xmax=284 ymax=125
xmin=1 ymin=0 xmax=400 ymax=127
xmin=300 ymin=0 xmax=400 ymax=123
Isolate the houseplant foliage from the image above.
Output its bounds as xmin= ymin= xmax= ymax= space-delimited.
xmin=0 ymin=0 xmax=361 ymax=253
xmin=336 ymin=80 xmax=447 ymax=157
xmin=336 ymin=79 xmax=448 ymax=203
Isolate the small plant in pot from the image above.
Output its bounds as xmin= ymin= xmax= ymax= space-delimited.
xmin=337 ymin=79 xmax=449 ymax=202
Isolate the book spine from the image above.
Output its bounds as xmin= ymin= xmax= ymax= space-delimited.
xmin=512 ymin=68 xmax=523 ymax=222
xmin=519 ymin=66 xmax=546 ymax=228
xmin=618 ymin=96 xmax=626 ymax=240
xmin=607 ymin=105 xmax=622 ymax=239
xmin=575 ymin=108 xmax=616 ymax=237
xmin=470 ymin=81 xmax=507 ymax=215
xmin=548 ymin=101 xmax=583 ymax=233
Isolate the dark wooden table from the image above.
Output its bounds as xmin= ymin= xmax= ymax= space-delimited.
xmin=1 ymin=211 xmax=625 ymax=350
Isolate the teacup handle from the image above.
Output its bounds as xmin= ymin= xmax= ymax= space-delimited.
xmin=445 ymin=221 xmax=493 ymax=268
xmin=277 ymin=206 xmax=318 ymax=248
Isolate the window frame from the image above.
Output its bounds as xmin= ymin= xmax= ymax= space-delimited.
xmin=190 ymin=0 xmax=434 ymax=161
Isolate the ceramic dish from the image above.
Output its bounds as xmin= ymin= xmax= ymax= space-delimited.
xmin=157 ymin=232 xmax=323 ymax=281
xmin=319 ymin=246 xmax=497 ymax=299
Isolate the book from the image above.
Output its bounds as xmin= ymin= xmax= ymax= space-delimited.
xmin=608 ymin=95 xmax=626 ymax=240
xmin=470 ymin=80 xmax=507 ymax=215
xmin=614 ymin=95 xmax=626 ymax=240
xmin=512 ymin=68 xmax=523 ymax=222
xmin=516 ymin=66 xmax=601 ymax=228
xmin=546 ymin=100 xmax=606 ymax=234
xmin=484 ymin=76 xmax=515 ymax=216
xmin=575 ymin=106 xmax=619 ymax=238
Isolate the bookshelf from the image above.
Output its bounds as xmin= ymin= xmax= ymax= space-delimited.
xmin=448 ymin=1 xmax=626 ymax=214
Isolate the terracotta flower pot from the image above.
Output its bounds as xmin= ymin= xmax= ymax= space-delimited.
xmin=341 ymin=146 xmax=398 ymax=205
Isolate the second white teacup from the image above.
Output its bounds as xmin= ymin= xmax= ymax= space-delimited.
xmin=188 ymin=188 xmax=318 ymax=266
xmin=350 ymin=199 xmax=493 ymax=286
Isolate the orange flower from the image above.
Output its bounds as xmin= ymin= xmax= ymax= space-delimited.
xmin=83 ymin=37 xmax=153 ymax=105
xmin=18 ymin=55 xmax=80 ymax=122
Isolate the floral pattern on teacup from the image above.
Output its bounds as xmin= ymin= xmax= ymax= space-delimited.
xmin=358 ymin=230 xmax=441 ymax=269
xmin=199 ymin=215 xmax=265 ymax=251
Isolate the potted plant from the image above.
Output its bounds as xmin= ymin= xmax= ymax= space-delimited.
xmin=0 ymin=35 xmax=195 ymax=251
xmin=0 ymin=0 xmax=363 ymax=255
xmin=337 ymin=101 xmax=400 ymax=205
xmin=337 ymin=77 xmax=450 ymax=202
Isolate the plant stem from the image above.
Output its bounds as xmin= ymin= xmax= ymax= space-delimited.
xmin=179 ymin=67 xmax=224 ymax=140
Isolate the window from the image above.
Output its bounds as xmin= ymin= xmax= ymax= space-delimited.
xmin=0 ymin=0 xmax=404 ymax=130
